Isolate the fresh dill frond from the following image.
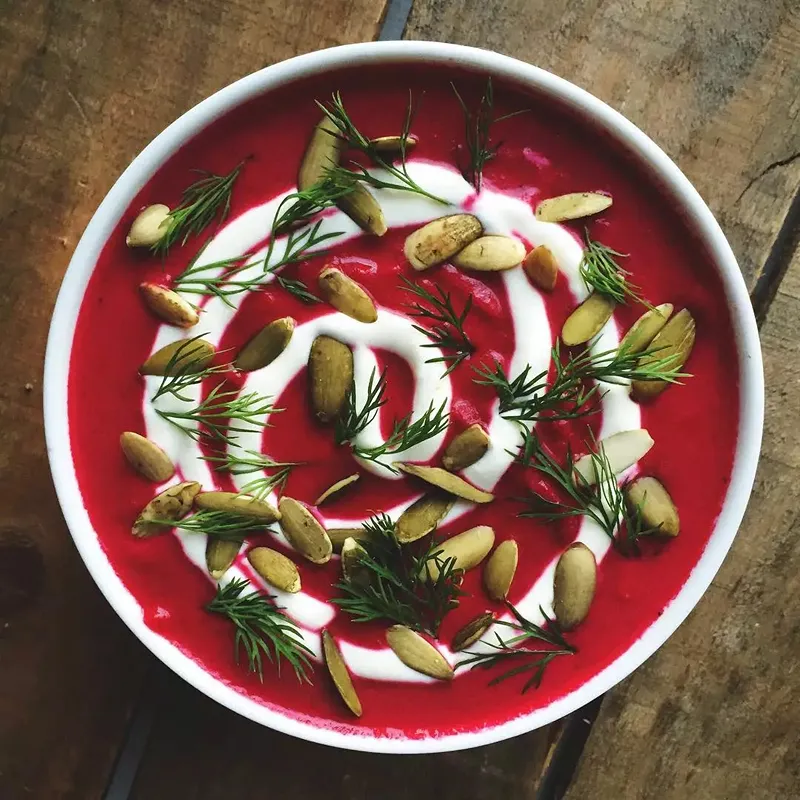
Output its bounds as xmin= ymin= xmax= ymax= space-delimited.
xmin=580 ymin=231 xmax=652 ymax=307
xmin=148 ymin=509 xmax=274 ymax=541
xmin=202 ymin=449 xmax=298 ymax=500
xmin=206 ymin=577 xmax=313 ymax=682
xmin=335 ymin=367 xmax=388 ymax=445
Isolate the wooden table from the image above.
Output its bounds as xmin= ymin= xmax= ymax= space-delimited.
xmin=1 ymin=1 xmax=797 ymax=797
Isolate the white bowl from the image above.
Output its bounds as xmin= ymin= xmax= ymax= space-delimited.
xmin=44 ymin=41 xmax=764 ymax=753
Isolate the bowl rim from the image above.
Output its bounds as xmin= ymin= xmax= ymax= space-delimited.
xmin=44 ymin=40 xmax=764 ymax=754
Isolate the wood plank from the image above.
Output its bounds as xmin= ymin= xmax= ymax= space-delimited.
xmin=406 ymin=0 xmax=800 ymax=295
xmin=0 ymin=1 xmax=388 ymax=798
xmin=565 ymin=250 xmax=800 ymax=799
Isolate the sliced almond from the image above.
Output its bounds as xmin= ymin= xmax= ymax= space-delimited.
xmin=395 ymin=493 xmax=455 ymax=544
xmin=441 ymin=424 xmax=489 ymax=472
xmin=318 ymin=268 xmax=378 ymax=323
xmin=322 ymin=629 xmax=362 ymax=717
xmin=427 ymin=525 xmax=495 ymax=581
xmin=248 ymin=546 xmax=301 ymax=593
xmin=404 ymin=214 xmax=483 ymax=271
xmin=553 ymin=542 xmax=597 ymax=630
xmin=278 ymin=497 xmax=332 ymax=564
xmin=328 ymin=526 xmax=370 ymax=553
xmin=338 ymin=183 xmax=387 ymax=237
xmin=536 ymin=192 xmax=613 ymax=223
xmin=574 ymin=429 xmax=654 ymax=485
xmin=340 ymin=537 xmax=371 ymax=587
xmin=206 ymin=537 xmax=242 ymax=580
xmin=632 ymin=308 xmax=696 ymax=399
xmin=483 ymin=539 xmax=518 ymax=601
xmin=194 ymin=491 xmax=280 ymax=522
xmin=308 ymin=335 xmax=353 ymax=424
xmin=369 ymin=134 xmax=418 ymax=154
xmin=132 ymin=481 xmax=201 ymax=537
xmin=120 ymin=432 xmax=175 ymax=482
xmin=398 ymin=463 xmax=494 ymax=504
xmin=140 ymin=283 xmax=199 ymax=328
xmin=620 ymin=304 xmax=673 ymax=355
xmin=315 ymin=473 xmax=360 ymax=506
xmin=298 ymin=117 xmax=343 ymax=191
xmin=523 ymin=245 xmax=559 ymax=291
xmin=452 ymin=235 xmax=526 ymax=272
xmin=385 ymin=625 xmax=453 ymax=680
xmin=624 ymin=477 xmax=680 ymax=537
xmin=140 ymin=338 xmax=215 ymax=376
xmin=561 ymin=293 xmax=616 ymax=346
xmin=451 ymin=612 xmax=495 ymax=652
xmin=234 ymin=317 xmax=295 ymax=372
xmin=126 ymin=204 xmax=171 ymax=247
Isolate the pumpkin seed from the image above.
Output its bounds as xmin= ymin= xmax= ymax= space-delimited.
xmin=452 ymin=235 xmax=526 ymax=272
xmin=318 ymin=268 xmax=378 ymax=322
xmin=308 ymin=335 xmax=353 ymax=424
xmin=624 ymin=477 xmax=680 ymax=537
xmin=451 ymin=612 xmax=495 ymax=652
xmin=561 ymin=293 xmax=616 ymax=346
xmin=234 ymin=317 xmax=295 ymax=372
xmin=553 ymin=542 xmax=597 ymax=630
xmin=523 ymin=245 xmax=559 ymax=291
xmin=315 ymin=473 xmax=360 ymax=506
xmin=632 ymin=308 xmax=696 ymax=399
xmin=132 ymin=481 xmax=200 ymax=537
xmin=620 ymin=304 xmax=673 ymax=354
xmin=248 ymin=546 xmax=301 ymax=593
xmin=397 ymin=463 xmax=494 ymax=504
xmin=328 ymin=526 xmax=370 ymax=553
xmin=338 ymin=183 xmax=387 ymax=237
xmin=206 ymin=536 xmax=242 ymax=580
xmin=340 ymin=537 xmax=371 ymax=587
xmin=278 ymin=497 xmax=332 ymax=564
xmin=194 ymin=491 xmax=280 ymax=522
xmin=298 ymin=117 xmax=343 ymax=191
xmin=395 ymin=492 xmax=455 ymax=544
xmin=322 ymin=629 xmax=362 ymax=717
xmin=126 ymin=204 xmax=171 ymax=247
xmin=120 ymin=432 xmax=175 ymax=482
xmin=441 ymin=424 xmax=489 ymax=471
xmin=385 ymin=625 xmax=454 ymax=680
xmin=574 ymin=429 xmax=654 ymax=484
xmin=536 ymin=192 xmax=613 ymax=223
xmin=483 ymin=539 xmax=518 ymax=601
xmin=404 ymin=214 xmax=483 ymax=271
xmin=369 ymin=134 xmax=418 ymax=153
xmin=427 ymin=525 xmax=495 ymax=581
xmin=140 ymin=338 xmax=215 ymax=376
xmin=139 ymin=283 xmax=199 ymax=328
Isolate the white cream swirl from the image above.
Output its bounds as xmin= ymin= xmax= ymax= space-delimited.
xmin=141 ymin=162 xmax=640 ymax=683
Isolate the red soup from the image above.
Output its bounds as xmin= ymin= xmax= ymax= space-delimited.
xmin=68 ymin=64 xmax=738 ymax=739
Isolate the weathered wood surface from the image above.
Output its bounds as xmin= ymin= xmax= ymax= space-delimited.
xmin=406 ymin=1 xmax=800 ymax=797
xmin=0 ymin=1 xmax=388 ymax=798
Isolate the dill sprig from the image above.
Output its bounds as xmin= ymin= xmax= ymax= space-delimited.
xmin=474 ymin=341 xmax=688 ymax=423
xmin=153 ymin=161 xmax=246 ymax=256
xmin=515 ymin=429 xmax=654 ymax=553
xmin=202 ymin=449 xmax=298 ymax=500
xmin=318 ymin=91 xmax=447 ymax=204
xmin=148 ymin=509 xmax=274 ymax=541
xmin=173 ymin=254 xmax=263 ymax=308
xmin=206 ymin=577 xmax=313 ymax=682
xmin=335 ymin=367 xmax=388 ymax=445
xmin=271 ymin=176 xmax=353 ymax=235
xmin=580 ymin=231 xmax=652 ymax=307
xmin=451 ymin=77 xmax=526 ymax=191
xmin=401 ymin=277 xmax=476 ymax=376
xmin=149 ymin=336 xmax=227 ymax=404
xmin=351 ymin=399 xmax=449 ymax=473
xmin=332 ymin=514 xmax=463 ymax=635
xmin=457 ymin=602 xmax=575 ymax=692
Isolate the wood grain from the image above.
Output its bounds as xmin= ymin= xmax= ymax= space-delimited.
xmin=406 ymin=0 xmax=800 ymax=294
xmin=0 ymin=1 xmax=388 ymax=798
xmin=565 ymin=251 xmax=800 ymax=799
